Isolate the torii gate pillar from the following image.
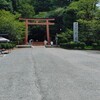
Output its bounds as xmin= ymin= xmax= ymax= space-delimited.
xmin=25 ymin=20 xmax=28 ymax=44
xmin=46 ymin=20 xmax=50 ymax=44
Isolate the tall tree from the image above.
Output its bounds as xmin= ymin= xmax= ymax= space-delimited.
xmin=51 ymin=0 xmax=71 ymax=8
xmin=32 ymin=0 xmax=52 ymax=13
xmin=18 ymin=3 xmax=35 ymax=18
xmin=77 ymin=0 xmax=98 ymax=20
xmin=0 ymin=0 xmax=13 ymax=11
xmin=0 ymin=10 xmax=25 ymax=42
xmin=76 ymin=0 xmax=100 ymax=43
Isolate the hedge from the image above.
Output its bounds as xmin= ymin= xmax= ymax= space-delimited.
xmin=92 ymin=43 xmax=100 ymax=50
xmin=60 ymin=42 xmax=86 ymax=49
xmin=0 ymin=43 xmax=16 ymax=49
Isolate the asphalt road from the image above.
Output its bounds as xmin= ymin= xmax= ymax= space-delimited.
xmin=0 ymin=47 xmax=100 ymax=100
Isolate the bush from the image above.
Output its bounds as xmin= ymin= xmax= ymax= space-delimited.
xmin=60 ymin=41 xmax=86 ymax=49
xmin=92 ymin=43 xmax=97 ymax=48
xmin=97 ymin=40 xmax=100 ymax=45
xmin=92 ymin=43 xmax=100 ymax=50
xmin=0 ymin=43 xmax=16 ymax=49
xmin=79 ymin=42 xmax=86 ymax=49
xmin=66 ymin=42 xmax=86 ymax=49
xmin=60 ymin=43 xmax=67 ymax=48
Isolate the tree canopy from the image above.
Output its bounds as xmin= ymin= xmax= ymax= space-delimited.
xmin=0 ymin=0 xmax=100 ymax=44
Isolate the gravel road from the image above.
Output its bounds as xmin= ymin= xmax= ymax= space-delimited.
xmin=0 ymin=47 xmax=100 ymax=100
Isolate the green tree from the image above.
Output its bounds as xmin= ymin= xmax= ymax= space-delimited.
xmin=77 ymin=0 xmax=98 ymax=20
xmin=18 ymin=3 xmax=35 ymax=18
xmin=11 ymin=0 xmax=32 ymax=11
xmin=58 ymin=29 xmax=72 ymax=43
xmin=47 ymin=8 xmax=65 ymax=33
xmin=76 ymin=0 xmax=100 ymax=44
xmin=57 ymin=0 xmax=100 ymax=44
xmin=51 ymin=0 xmax=71 ymax=8
xmin=0 ymin=10 xmax=25 ymax=43
xmin=0 ymin=0 xmax=13 ymax=11
xmin=78 ymin=19 xmax=100 ymax=44
xmin=32 ymin=0 xmax=52 ymax=13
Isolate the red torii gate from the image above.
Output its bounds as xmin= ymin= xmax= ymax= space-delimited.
xmin=19 ymin=18 xmax=55 ymax=44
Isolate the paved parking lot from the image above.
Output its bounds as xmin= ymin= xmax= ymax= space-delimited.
xmin=0 ymin=47 xmax=100 ymax=100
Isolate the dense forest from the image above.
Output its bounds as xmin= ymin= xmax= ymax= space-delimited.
xmin=0 ymin=0 xmax=100 ymax=46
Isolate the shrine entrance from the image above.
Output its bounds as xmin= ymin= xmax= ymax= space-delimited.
xmin=19 ymin=18 xmax=55 ymax=45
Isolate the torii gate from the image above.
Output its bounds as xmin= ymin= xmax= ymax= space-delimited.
xmin=19 ymin=18 xmax=55 ymax=45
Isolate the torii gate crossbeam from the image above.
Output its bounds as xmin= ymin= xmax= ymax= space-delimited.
xmin=19 ymin=18 xmax=55 ymax=45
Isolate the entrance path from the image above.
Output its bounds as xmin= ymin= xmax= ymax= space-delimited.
xmin=0 ymin=48 xmax=41 ymax=100
xmin=0 ymin=47 xmax=100 ymax=100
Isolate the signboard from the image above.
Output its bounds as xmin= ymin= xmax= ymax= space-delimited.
xmin=73 ymin=22 xmax=78 ymax=42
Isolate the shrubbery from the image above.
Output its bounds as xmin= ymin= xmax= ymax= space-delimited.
xmin=60 ymin=41 xmax=100 ymax=50
xmin=92 ymin=42 xmax=100 ymax=50
xmin=60 ymin=42 xmax=86 ymax=49
xmin=0 ymin=43 xmax=16 ymax=49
